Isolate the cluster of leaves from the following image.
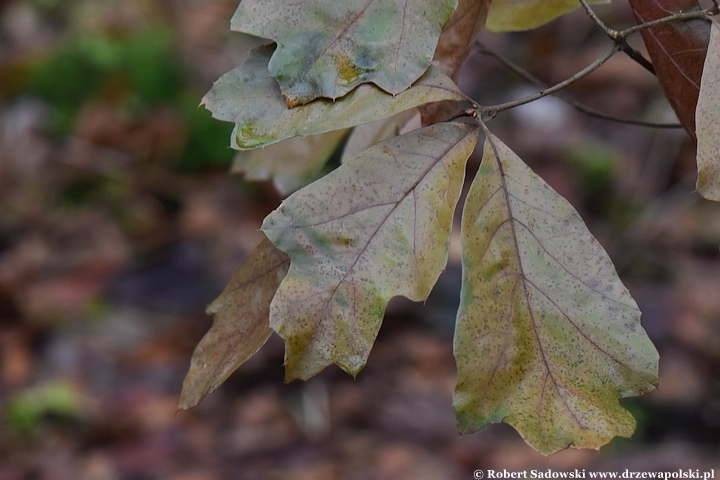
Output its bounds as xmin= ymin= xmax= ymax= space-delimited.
xmin=180 ymin=0 xmax=720 ymax=455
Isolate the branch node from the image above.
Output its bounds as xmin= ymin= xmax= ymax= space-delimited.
xmin=447 ymin=108 xmax=478 ymax=122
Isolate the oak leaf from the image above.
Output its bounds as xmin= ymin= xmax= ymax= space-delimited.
xmin=454 ymin=132 xmax=659 ymax=454
xmin=262 ymin=123 xmax=478 ymax=381
xmin=231 ymin=0 xmax=457 ymax=106
xmin=179 ymin=238 xmax=289 ymax=409
xmin=203 ymin=45 xmax=465 ymax=150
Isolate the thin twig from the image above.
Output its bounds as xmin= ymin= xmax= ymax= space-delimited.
xmin=480 ymin=44 xmax=620 ymax=117
xmin=475 ymin=42 xmax=681 ymax=128
xmin=578 ymin=0 xmax=616 ymax=37
xmin=621 ymin=8 xmax=714 ymax=37
xmin=469 ymin=2 xmax=714 ymax=122
xmin=579 ymin=0 xmax=655 ymax=74
xmin=618 ymin=44 xmax=655 ymax=75
xmin=579 ymin=0 xmax=714 ymax=40
xmin=578 ymin=0 xmax=714 ymax=73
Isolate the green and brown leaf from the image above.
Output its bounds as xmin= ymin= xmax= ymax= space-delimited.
xmin=262 ymin=123 xmax=478 ymax=381
xmin=454 ymin=132 xmax=659 ymax=454
xmin=179 ymin=238 xmax=290 ymax=409
xmin=231 ymin=0 xmax=457 ymax=106
xmin=203 ymin=45 xmax=465 ymax=150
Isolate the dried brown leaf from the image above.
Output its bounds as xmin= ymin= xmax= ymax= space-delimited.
xmin=629 ymin=0 xmax=711 ymax=141
xmin=179 ymin=238 xmax=290 ymax=409
xmin=420 ymin=0 xmax=491 ymax=125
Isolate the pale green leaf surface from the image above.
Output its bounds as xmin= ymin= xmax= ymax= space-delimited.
xmin=203 ymin=46 xmax=464 ymax=150
xmin=454 ymin=133 xmax=658 ymax=454
xmin=486 ymin=0 xmax=608 ymax=32
xmin=231 ymin=0 xmax=457 ymax=106
xmin=340 ymin=109 xmax=418 ymax=164
xmin=262 ymin=123 xmax=478 ymax=381
xmin=233 ymin=129 xmax=350 ymax=196
xmin=179 ymin=238 xmax=289 ymax=409
xmin=696 ymin=20 xmax=720 ymax=201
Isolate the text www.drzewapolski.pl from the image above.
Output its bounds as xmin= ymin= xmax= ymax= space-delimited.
xmin=473 ymin=469 xmax=716 ymax=480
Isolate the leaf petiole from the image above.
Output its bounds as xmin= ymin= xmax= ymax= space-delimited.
xmin=476 ymin=44 xmax=620 ymax=118
xmin=474 ymin=41 xmax=682 ymax=128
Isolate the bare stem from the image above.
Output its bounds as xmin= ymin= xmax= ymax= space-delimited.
xmin=467 ymin=2 xmax=714 ymax=123
xmin=618 ymin=44 xmax=655 ymax=75
xmin=621 ymin=8 xmax=714 ymax=37
xmin=578 ymin=0 xmax=615 ymax=37
xmin=480 ymin=44 xmax=620 ymax=118
xmin=475 ymin=42 xmax=682 ymax=128
xmin=578 ymin=0 xmax=713 ymax=73
xmin=580 ymin=0 xmax=715 ymax=41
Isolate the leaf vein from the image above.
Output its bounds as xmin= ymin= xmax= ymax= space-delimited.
xmin=511 ymin=219 xmax=636 ymax=310
xmin=306 ymin=127 xmax=475 ymax=355
xmin=524 ymin=279 xmax=652 ymax=386
xmin=489 ymin=135 xmax=587 ymax=431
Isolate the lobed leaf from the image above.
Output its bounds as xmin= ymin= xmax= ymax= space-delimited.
xmin=628 ymin=0 xmax=710 ymax=141
xmin=696 ymin=20 xmax=720 ymax=200
xmin=486 ymin=0 xmax=609 ymax=32
xmin=262 ymin=123 xmax=478 ymax=381
xmin=231 ymin=0 xmax=457 ymax=106
xmin=203 ymin=45 xmax=465 ymax=150
xmin=454 ymin=132 xmax=659 ymax=454
xmin=179 ymin=238 xmax=290 ymax=409
xmin=232 ymin=129 xmax=350 ymax=196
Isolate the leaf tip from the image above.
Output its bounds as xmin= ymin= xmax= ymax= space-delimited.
xmin=177 ymin=389 xmax=204 ymax=411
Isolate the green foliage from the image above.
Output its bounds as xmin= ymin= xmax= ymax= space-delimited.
xmin=27 ymin=29 xmax=183 ymax=133
xmin=177 ymin=95 xmax=236 ymax=172
xmin=23 ymin=27 xmax=234 ymax=170
xmin=4 ymin=381 xmax=81 ymax=437
xmin=182 ymin=0 xmax=720 ymax=456
xmin=562 ymin=142 xmax=619 ymax=218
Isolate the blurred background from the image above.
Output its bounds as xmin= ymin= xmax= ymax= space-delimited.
xmin=0 ymin=0 xmax=719 ymax=478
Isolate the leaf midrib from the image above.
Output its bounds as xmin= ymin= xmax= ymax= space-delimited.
xmin=487 ymin=135 xmax=589 ymax=431
xmin=285 ymin=126 xmax=473 ymax=366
